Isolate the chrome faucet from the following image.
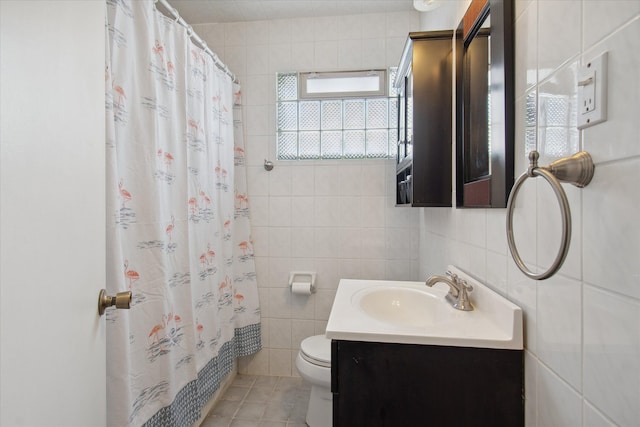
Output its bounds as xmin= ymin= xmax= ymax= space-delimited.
xmin=426 ymin=271 xmax=474 ymax=311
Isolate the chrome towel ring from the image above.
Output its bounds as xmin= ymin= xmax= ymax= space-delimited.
xmin=506 ymin=150 xmax=595 ymax=280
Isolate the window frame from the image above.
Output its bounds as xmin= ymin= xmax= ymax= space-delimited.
xmin=299 ymin=70 xmax=387 ymax=99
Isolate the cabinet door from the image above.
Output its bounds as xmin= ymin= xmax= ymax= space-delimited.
xmin=410 ymin=35 xmax=453 ymax=207
xmin=332 ymin=340 xmax=524 ymax=427
xmin=395 ymin=31 xmax=453 ymax=207
xmin=334 ymin=340 xmax=441 ymax=426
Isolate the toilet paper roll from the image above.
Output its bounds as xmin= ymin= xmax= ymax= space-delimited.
xmin=291 ymin=281 xmax=313 ymax=295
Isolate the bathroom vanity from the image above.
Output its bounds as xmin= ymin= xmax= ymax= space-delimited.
xmin=326 ymin=267 xmax=524 ymax=427
xmin=331 ymin=340 xmax=522 ymax=426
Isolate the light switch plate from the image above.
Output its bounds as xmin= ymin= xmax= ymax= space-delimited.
xmin=577 ymin=52 xmax=608 ymax=130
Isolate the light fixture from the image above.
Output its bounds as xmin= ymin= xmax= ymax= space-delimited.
xmin=413 ymin=0 xmax=443 ymax=12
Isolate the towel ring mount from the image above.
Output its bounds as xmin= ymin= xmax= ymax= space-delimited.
xmin=506 ymin=150 xmax=595 ymax=280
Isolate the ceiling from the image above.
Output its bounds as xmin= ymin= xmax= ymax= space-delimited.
xmin=166 ymin=0 xmax=417 ymax=25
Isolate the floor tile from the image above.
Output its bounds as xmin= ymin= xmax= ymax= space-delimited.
xmin=206 ymin=375 xmax=311 ymax=426
xmin=201 ymin=415 xmax=232 ymax=427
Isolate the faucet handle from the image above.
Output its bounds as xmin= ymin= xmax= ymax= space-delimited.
xmin=454 ymin=278 xmax=474 ymax=311
xmin=459 ymin=279 xmax=473 ymax=292
xmin=445 ymin=270 xmax=457 ymax=282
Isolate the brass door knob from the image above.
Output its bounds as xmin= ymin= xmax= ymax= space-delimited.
xmin=98 ymin=289 xmax=132 ymax=316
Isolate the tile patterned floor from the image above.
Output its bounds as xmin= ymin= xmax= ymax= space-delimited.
xmin=201 ymin=375 xmax=311 ymax=427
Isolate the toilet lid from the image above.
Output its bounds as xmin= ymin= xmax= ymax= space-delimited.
xmin=300 ymin=335 xmax=331 ymax=368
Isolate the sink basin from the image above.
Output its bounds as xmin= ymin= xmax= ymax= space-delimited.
xmin=352 ymin=286 xmax=443 ymax=328
xmin=326 ymin=266 xmax=523 ymax=350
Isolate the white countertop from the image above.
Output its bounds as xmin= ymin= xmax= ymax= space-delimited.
xmin=325 ymin=266 xmax=523 ymax=350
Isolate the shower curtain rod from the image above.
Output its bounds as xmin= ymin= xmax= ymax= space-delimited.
xmin=155 ymin=0 xmax=238 ymax=83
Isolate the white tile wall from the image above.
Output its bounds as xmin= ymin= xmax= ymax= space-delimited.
xmin=583 ymin=285 xmax=640 ymax=426
xmin=418 ymin=2 xmax=640 ymax=426
xmin=537 ymin=363 xmax=583 ymax=426
xmin=537 ymin=0 xmax=580 ymax=82
xmin=196 ymin=10 xmax=421 ymax=378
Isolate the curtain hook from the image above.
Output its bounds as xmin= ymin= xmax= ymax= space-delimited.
xmin=169 ymin=5 xmax=180 ymax=23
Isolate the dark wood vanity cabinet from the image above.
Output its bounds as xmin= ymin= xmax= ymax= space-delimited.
xmin=331 ymin=340 xmax=523 ymax=427
xmin=395 ymin=31 xmax=453 ymax=207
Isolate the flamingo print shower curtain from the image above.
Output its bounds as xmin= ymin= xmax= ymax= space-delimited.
xmin=105 ymin=1 xmax=261 ymax=425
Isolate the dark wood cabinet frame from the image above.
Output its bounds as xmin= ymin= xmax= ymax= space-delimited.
xmin=396 ymin=31 xmax=453 ymax=207
xmin=456 ymin=0 xmax=515 ymax=208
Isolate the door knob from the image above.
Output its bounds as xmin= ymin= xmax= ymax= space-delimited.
xmin=98 ymin=289 xmax=132 ymax=315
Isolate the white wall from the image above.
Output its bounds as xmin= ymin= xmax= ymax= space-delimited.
xmin=419 ymin=1 xmax=640 ymax=426
xmin=196 ymin=11 xmax=422 ymax=376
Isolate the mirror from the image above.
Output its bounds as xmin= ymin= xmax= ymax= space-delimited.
xmin=456 ymin=0 xmax=514 ymax=208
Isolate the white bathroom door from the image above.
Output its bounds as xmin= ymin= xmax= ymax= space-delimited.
xmin=0 ymin=2 xmax=107 ymax=426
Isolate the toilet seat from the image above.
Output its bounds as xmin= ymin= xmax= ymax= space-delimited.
xmin=296 ymin=335 xmax=333 ymax=427
xmin=300 ymin=335 xmax=331 ymax=368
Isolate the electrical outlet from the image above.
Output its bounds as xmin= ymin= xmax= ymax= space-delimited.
xmin=577 ymin=52 xmax=608 ymax=130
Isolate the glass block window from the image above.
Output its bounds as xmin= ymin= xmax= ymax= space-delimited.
xmin=276 ymin=69 xmax=398 ymax=160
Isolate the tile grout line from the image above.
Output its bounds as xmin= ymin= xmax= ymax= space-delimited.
xmin=204 ymin=375 xmax=310 ymax=427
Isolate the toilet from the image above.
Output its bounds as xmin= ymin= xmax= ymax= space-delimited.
xmin=295 ymin=334 xmax=332 ymax=427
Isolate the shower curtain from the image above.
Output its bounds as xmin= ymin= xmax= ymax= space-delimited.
xmin=105 ymin=1 xmax=261 ymax=425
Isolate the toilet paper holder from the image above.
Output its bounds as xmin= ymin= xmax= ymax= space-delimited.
xmin=289 ymin=271 xmax=316 ymax=293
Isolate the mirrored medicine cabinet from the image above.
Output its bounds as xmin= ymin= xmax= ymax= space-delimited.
xmin=455 ymin=0 xmax=515 ymax=208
